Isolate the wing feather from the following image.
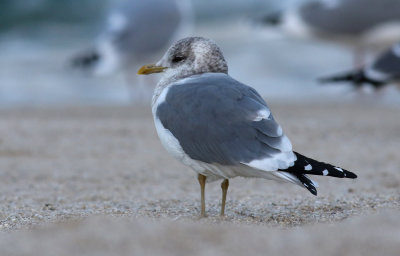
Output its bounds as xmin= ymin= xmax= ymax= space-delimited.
xmin=156 ymin=73 xmax=295 ymax=171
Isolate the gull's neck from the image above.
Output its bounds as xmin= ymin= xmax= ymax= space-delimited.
xmin=152 ymin=83 xmax=167 ymax=107
xmin=151 ymin=67 xmax=195 ymax=106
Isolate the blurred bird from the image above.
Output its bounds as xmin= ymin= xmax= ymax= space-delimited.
xmin=319 ymin=42 xmax=400 ymax=89
xmin=259 ymin=0 xmax=400 ymax=67
xmin=71 ymin=0 xmax=193 ymax=100
xmin=138 ymin=37 xmax=357 ymax=217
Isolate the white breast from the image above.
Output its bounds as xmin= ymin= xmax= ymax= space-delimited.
xmin=152 ymin=86 xmax=185 ymax=161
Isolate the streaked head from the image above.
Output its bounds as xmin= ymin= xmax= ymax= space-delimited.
xmin=137 ymin=37 xmax=228 ymax=84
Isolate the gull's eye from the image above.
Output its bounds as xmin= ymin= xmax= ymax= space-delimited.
xmin=172 ymin=55 xmax=185 ymax=63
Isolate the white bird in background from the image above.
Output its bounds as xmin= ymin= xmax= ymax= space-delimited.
xmin=319 ymin=42 xmax=400 ymax=90
xmin=71 ymin=0 xmax=193 ymax=101
xmin=259 ymin=0 xmax=400 ymax=67
xmin=138 ymin=37 xmax=357 ymax=217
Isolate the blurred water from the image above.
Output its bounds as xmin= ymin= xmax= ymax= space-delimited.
xmin=0 ymin=0 xmax=399 ymax=107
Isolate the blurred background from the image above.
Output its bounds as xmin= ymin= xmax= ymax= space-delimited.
xmin=0 ymin=0 xmax=399 ymax=107
xmin=0 ymin=1 xmax=400 ymax=248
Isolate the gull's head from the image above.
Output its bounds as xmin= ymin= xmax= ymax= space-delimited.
xmin=137 ymin=37 xmax=228 ymax=85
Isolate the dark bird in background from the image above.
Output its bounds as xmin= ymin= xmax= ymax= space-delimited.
xmin=319 ymin=42 xmax=400 ymax=89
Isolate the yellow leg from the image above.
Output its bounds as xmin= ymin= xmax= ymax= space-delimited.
xmin=220 ymin=179 xmax=229 ymax=216
xmin=197 ymin=174 xmax=207 ymax=217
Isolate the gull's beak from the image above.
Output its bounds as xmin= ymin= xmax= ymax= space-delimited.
xmin=137 ymin=64 xmax=167 ymax=75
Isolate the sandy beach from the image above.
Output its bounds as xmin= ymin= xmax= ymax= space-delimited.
xmin=0 ymin=102 xmax=399 ymax=255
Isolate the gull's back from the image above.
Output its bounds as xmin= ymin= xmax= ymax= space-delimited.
xmin=369 ymin=43 xmax=400 ymax=81
xmin=299 ymin=0 xmax=400 ymax=35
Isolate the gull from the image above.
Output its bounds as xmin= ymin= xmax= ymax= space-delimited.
xmin=138 ymin=37 xmax=357 ymax=217
xmin=71 ymin=0 xmax=193 ymax=100
xmin=319 ymin=42 xmax=400 ymax=89
xmin=260 ymin=0 xmax=400 ymax=67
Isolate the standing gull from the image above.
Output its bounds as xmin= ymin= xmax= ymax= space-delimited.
xmin=320 ymin=42 xmax=400 ymax=89
xmin=138 ymin=37 xmax=357 ymax=217
xmin=260 ymin=0 xmax=400 ymax=66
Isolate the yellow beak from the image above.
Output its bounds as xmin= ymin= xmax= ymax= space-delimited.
xmin=137 ymin=64 xmax=167 ymax=75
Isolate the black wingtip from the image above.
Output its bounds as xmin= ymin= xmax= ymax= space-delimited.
xmin=344 ymin=171 xmax=357 ymax=179
xmin=288 ymin=152 xmax=358 ymax=180
xmin=318 ymin=70 xmax=385 ymax=88
xmin=296 ymin=174 xmax=318 ymax=196
xmin=318 ymin=71 xmax=362 ymax=84
xmin=309 ymin=187 xmax=317 ymax=196
xmin=304 ymin=183 xmax=317 ymax=196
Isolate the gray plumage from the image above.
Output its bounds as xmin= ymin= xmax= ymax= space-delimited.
xmin=142 ymin=37 xmax=356 ymax=201
xmin=299 ymin=0 xmax=400 ymax=35
xmin=260 ymin=0 xmax=400 ymax=59
xmin=156 ymin=73 xmax=284 ymax=165
xmin=105 ymin=0 xmax=182 ymax=63
xmin=370 ymin=43 xmax=400 ymax=80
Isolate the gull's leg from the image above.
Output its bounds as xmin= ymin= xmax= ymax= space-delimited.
xmin=220 ymin=179 xmax=229 ymax=216
xmin=197 ymin=174 xmax=207 ymax=217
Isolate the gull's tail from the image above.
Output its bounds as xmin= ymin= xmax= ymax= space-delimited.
xmin=318 ymin=70 xmax=385 ymax=88
xmin=281 ymin=152 xmax=357 ymax=195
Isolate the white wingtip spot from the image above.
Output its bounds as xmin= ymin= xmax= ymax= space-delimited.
xmin=253 ymin=108 xmax=271 ymax=121
xmin=276 ymin=125 xmax=283 ymax=136
xmin=322 ymin=169 xmax=329 ymax=176
xmin=304 ymin=164 xmax=312 ymax=171
xmin=334 ymin=167 xmax=344 ymax=172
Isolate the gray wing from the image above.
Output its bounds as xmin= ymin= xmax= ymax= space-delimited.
xmin=103 ymin=0 xmax=181 ymax=60
xmin=156 ymin=74 xmax=294 ymax=170
xmin=366 ymin=43 xmax=400 ymax=81
xmin=300 ymin=0 xmax=400 ymax=35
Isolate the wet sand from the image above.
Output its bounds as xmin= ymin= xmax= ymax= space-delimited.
xmin=0 ymin=103 xmax=399 ymax=255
